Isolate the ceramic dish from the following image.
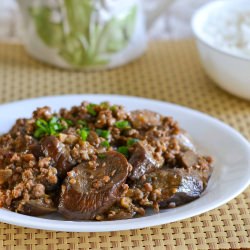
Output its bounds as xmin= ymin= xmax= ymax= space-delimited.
xmin=0 ymin=94 xmax=249 ymax=232
xmin=192 ymin=0 xmax=250 ymax=100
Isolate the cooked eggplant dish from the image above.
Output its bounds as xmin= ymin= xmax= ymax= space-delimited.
xmin=0 ymin=101 xmax=212 ymax=220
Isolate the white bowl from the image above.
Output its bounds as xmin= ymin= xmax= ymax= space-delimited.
xmin=191 ymin=0 xmax=250 ymax=101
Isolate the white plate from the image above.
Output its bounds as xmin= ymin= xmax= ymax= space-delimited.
xmin=0 ymin=94 xmax=249 ymax=232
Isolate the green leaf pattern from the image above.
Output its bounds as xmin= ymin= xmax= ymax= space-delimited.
xmin=29 ymin=1 xmax=137 ymax=67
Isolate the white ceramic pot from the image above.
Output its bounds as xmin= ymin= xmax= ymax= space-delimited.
xmin=17 ymin=0 xmax=173 ymax=70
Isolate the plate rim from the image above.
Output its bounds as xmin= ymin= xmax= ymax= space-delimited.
xmin=0 ymin=94 xmax=249 ymax=232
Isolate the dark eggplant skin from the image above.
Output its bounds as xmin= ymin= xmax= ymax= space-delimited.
xmin=58 ymin=151 xmax=129 ymax=220
xmin=129 ymin=110 xmax=162 ymax=130
xmin=179 ymin=150 xmax=199 ymax=168
xmin=137 ymin=168 xmax=206 ymax=208
xmin=129 ymin=141 xmax=164 ymax=180
xmin=41 ymin=136 xmax=76 ymax=179
xmin=21 ymin=199 xmax=57 ymax=216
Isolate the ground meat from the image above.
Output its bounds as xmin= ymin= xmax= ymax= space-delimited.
xmin=33 ymin=106 xmax=53 ymax=120
xmin=0 ymin=101 xmax=213 ymax=220
xmin=32 ymin=184 xmax=45 ymax=198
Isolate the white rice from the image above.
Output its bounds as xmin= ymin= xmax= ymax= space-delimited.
xmin=202 ymin=4 xmax=250 ymax=59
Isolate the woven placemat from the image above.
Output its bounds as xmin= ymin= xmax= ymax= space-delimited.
xmin=0 ymin=40 xmax=249 ymax=250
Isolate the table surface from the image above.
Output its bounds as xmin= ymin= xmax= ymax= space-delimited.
xmin=0 ymin=40 xmax=249 ymax=250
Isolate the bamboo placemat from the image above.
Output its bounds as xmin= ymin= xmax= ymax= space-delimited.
xmin=0 ymin=40 xmax=249 ymax=250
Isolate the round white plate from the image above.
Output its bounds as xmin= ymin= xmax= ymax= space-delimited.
xmin=0 ymin=95 xmax=249 ymax=232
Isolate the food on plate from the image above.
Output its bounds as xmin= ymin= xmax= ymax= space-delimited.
xmin=0 ymin=101 xmax=213 ymax=220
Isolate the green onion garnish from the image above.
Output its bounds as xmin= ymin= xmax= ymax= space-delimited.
xmin=86 ymin=103 xmax=97 ymax=116
xmin=110 ymin=105 xmax=117 ymax=112
xmin=100 ymin=102 xmax=109 ymax=109
xmin=34 ymin=128 xmax=45 ymax=138
xmin=98 ymin=153 xmax=106 ymax=159
xmin=34 ymin=117 xmax=66 ymax=139
xmin=79 ymin=128 xmax=90 ymax=141
xmin=101 ymin=140 xmax=110 ymax=148
xmin=96 ymin=129 xmax=110 ymax=139
xmin=60 ymin=118 xmax=73 ymax=127
xmin=117 ymin=146 xmax=129 ymax=157
xmin=127 ymin=138 xmax=139 ymax=147
xmin=77 ymin=120 xmax=87 ymax=127
xmin=115 ymin=120 xmax=131 ymax=129
xmin=36 ymin=119 xmax=48 ymax=128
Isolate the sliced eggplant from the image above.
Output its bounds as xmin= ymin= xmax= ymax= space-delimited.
xmin=129 ymin=110 xmax=162 ymax=129
xmin=137 ymin=168 xmax=205 ymax=208
xmin=180 ymin=150 xmax=199 ymax=168
xmin=129 ymin=141 xmax=164 ymax=180
xmin=21 ymin=198 xmax=57 ymax=216
xmin=41 ymin=136 xmax=76 ymax=178
xmin=28 ymin=143 xmax=43 ymax=159
xmin=58 ymin=151 xmax=129 ymax=220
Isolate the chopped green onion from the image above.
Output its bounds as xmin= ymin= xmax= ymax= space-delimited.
xmin=77 ymin=120 xmax=87 ymax=127
xmin=36 ymin=119 xmax=48 ymax=128
xmin=86 ymin=103 xmax=97 ymax=116
xmin=110 ymin=105 xmax=117 ymax=112
xmin=34 ymin=128 xmax=46 ymax=138
xmin=115 ymin=120 xmax=131 ymax=129
xmin=117 ymin=146 xmax=129 ymax=158
xmin=96 ymin=129 xmax=110 ymax=139
xmin=79 ymin=128 xmax=90 ymax=141
xmin=98 ymin=153 xmax=106 ymax=159
xmin=49 ymin=117 xmax=58 ymax=125
xmin=34 ymin=117 xmax=66 ymax=139
xmin=127 ymin=138 xmax=139 ymax=147
xmin=100 ymin=102 xmax=109 ymax=109
xmin=60 ymin=118 xmax=73 ymax=126
xmin=101 ymin=140 xmax=110 ymax=148
xmin=34 ymin=119 xmax=49 ymax=138
xmin=49 ymin=118 xmax=63 ymax=134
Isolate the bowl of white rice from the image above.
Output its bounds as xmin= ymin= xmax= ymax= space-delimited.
xmin=191 ymin=0 xmax=250 ymax=100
